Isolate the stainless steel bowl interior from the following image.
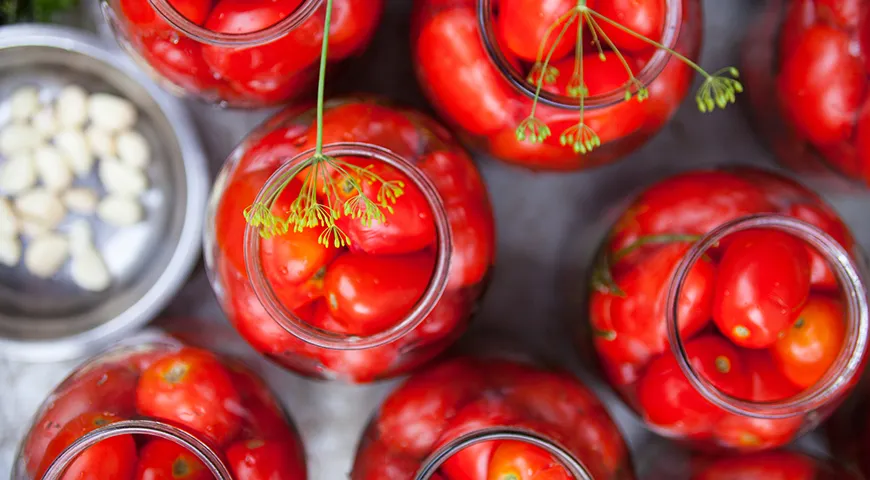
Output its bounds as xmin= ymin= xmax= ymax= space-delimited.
xmin=0 ymin=25 xmax=207 ymax=361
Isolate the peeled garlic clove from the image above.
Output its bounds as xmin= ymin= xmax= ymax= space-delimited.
xmin=9 ymin=86 xmax=40 ymax=122
xmin=85 ymin=125 xmax=116 ymax=158
xmin=88 ymin=93 xmax=137 ymax=133
xmin=0 ymin=153 xmax=36 ymax=194
xmin=19 ymin=218 xmax=49 ymax=237
xmin=34 ymin=145 xmax=74 ymax=192
xmin=67 ymin=218 xmax=93 ymax=255
xmin=0 ymin=197 xmax=17 ymax=236
xmin=0 ymin=235 xmax=21 ymax=267
xmin=15 ymin=188 xmax=65 ymax=229
xmin=63 ymin=187 xmax=99 ymax=214
xmin=99 ymin=157 xmax=148 ymax=196
xmin=70 ymin=246 xmax=111 ymax=292
xmin=97 ymin=195 xmax=143 ymax=226
xmin=115 ymin=130 xmax=150 ymax=168
xmin=25 ymin=233 xmax=69 ymax=278
xmin=56 ymin=85 xmax=88 ymax=128
xmin=55 ymin=129 xmax=94 ymax=177
xmin=32 ymin=106 xmax=58 ymax=139
xmin=0 ymin=124 xmax=40 ymax=155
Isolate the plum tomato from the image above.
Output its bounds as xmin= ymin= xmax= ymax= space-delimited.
xmin=215 ymin=168 xmax=274 ymax=276
xmin=690 ymin=451 xmax=818 ymax=480
xmin=323 ymin=251 xmax=436 ymax=336
xmin=444 ymin=201 xmax=495 ymax=290
xmin=590 ymin=242 xmax=716 ymax=368
xmin=416 ymin=6 xmax=517 ymax=136
xmin=486 ymin=441 xmax=572 ymax=480
xmin=772 ymin=295 xmax=846 ymax=389
xmin=636 ymin=335 xmax=749 ymax=436
xmin=136 ymin=347 xmax=242 ymax=445
xmin=713 ymin=230 xmax=812 ymax=349
xmin=497 ymin=0 xmax=579 ymax=62
xmin=135 ymin=439 xmax=210 ymax=480
xmin=417 ymin=149 xmax=488 ymax=206
xmin=37 ymin=412 xmax=137 ymax=480
xmin=596 ymin=0 xmax=665 ymax=53
xmin=226 ymin=439 xmax=306 ymax=480
xmin=776 ymin=25 xmax=866 ymax=148
xmin=785 ymin=202 xmax=853 ymax=290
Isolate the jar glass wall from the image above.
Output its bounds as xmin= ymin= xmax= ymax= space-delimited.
xmin=410 ymin=0 xmax=702 ymax=171
xmin=582 ymin=168 xmax=868 ymax=450
xmin=204 ymin=98 xmax=496 ymax=383
xmin=101 ymin=0 xmax=383 ymax=107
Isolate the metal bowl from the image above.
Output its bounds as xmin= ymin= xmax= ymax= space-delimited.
xmin=0 ymin=24 xmax=208 ymax=362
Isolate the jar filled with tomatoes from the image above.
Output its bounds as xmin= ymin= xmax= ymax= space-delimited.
xmin=102 ymin=0 xmax=383 ymax=107
xmin=584 ymin=168 xmax=869 ymax=451
xmin=204 ymin=98 xmax=495 ymax=383
xmin=411 ymin=0 xmax=716 ymax=171
xmin=351 ymin=356 xmax=634 ymax=479
xmin=644 ymin=449 xmax=861 ymax=479
xmin=743 ymin=0 xmax=870 ymax=187
xmin=12 ymin=330 xmax=307 ymax=480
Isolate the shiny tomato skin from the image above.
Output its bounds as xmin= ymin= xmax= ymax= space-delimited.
xmin=776 ymin=25 xmax=866 ymax=147
xmin=636 ymin=335 xmax=749 ymax=436
xmin=815 ymin=0 xmax=862 ymax=29
xmin=237 ymin=117 xmax=312 ymax=175
xmin=497 ymin=0 xmax=579 ymax=61
xmin=443 ymin=200 xmax=495 ymax=290
xmin=352 ymin=440 xmax=424 ymax=480
xmin=135 ymin=439 xmax=210 ymax=480
xmin=323 ymin=251 xmax=436 ymax=336
xmin=690 ymin=451 xmax=818 ymax=480
xmin=327 ymin=0 xmax=384 ymax=59
xmin=416 ymin=6 xmax=517 ymax=135
xmin=596 ymin=0 xmax=665 ymax=52
xmin=136 ymin=348 xmax=242 ymax=445
xmin=215 ymin=168 xmax=274 ymax=276
xmin=779 ymin=0 xmax=816 ymax=58
xmin=417 ymin=149 xmax=488 ymax=206
xmin=713 ymin=230 xmax=812 ymax=349
xmin=487 ymin=441 xmax=571 ymax=480
xmin=120 ymin=0 xmax=213 ymax=34
xmin=590 ymin=242 xmax=716 ymax=369
xmin=784 ymin=202 xmax=853 ymax=290
xmin=140 ymin=36 xmax=224 ymax=94
xmin=226 ymin=439 xmax=306 ymax=480
xmin=223 ymin=360 xmax=296 ymax=443
xmin=38 ymin=412 xmax=137 ymax=480
xmin=772 ymin=295 xmax=846 ymax=389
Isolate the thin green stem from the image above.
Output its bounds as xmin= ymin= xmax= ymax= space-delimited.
xmin=531 ymin=11 xmax=578 ymax=116
xmin=535 ymin=8 xmax=580 ymax=65
xmin=587 ymin=15 xmax=641 ymax=88
xmin=314 ymin=0 xmax=335 ymax=156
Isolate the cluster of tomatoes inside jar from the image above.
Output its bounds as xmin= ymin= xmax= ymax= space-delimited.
xmin=588 ymin=168 xmax=858 ymax=450
xmin=17 ymin=339 xmax=306 ymax=480
xmin=412 ymin=0 xmax=698 ymax=170
xmin=212 ymin=99 xmax=495 ymax=383
xmin=351 ymin=357 xmax=633 ymax=480
xmin=112 ymin=0 xmax=382 ymax=106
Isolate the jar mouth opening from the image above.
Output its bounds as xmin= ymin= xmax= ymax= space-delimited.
xmin=414 ymin=427 xmax=594 ymax=480
xmin=147 ymin=0 xmax=324 ymax=47
xmin=666 ymin=214 xmax=869 ymax=419
xmin=36 ymin=420 xmax=232 ymax=480
xmin=477 ymin=0 xmax=684 ymax=109
xmin=244 ymin=142 xmax=453 ymax=351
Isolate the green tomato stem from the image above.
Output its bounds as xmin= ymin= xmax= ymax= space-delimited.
xmin=315 ymin=0 xmax=335 ymax=156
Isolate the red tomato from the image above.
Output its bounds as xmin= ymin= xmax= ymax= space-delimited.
xmin=416 ymin=6 xmax=517 ymax=135
xmin=497 ymin=0 xmax=579 ymax=61
xmin=37 ymin=412 xmax=137 ymax=480
xmin=596 ymin=0 xmax=665 ymax=52
xmin=215 ymin=168 xmax=273 ymax=276
xmin=590 ymin=242 xmax=716 ymax=368
xmin=487 ymin=441 xmax=571 ymax=480
xmin=202 ymin=0 xmax=317 ymax=85
xmin=404 ymin=289 xmax=468 ymax=344
xmin=728 ymin=167 xmax=818 ymax=210
xmin=860 ymin=9 xmax=870 ymax=73
xmin=690 ymin=451 xmax=818 ymax=480
xmin=223 ymin=360 xmax=296 ymax=442
xmin=776 ymin=25 xmax=866 ymax=147
xmin=638 ymin=46 xmax=693 ymax=133
xmin=135 ymin=439 xmax=210 ymax=480
xmin=713 ymin=230 xmax=812 ymax=349
xmin=779 ymin=0 xmax=816 ymax=58
xmin=609 ymin=171 xmax=773 ymax=253
xmin=815 ymin=0 xmax=861 ymax=29
xmin=376 ymin=358 xmax=483 ymax=457
xmin=136 ymin=348 xmax=242 ymax=445
xmin=22 ymin=364 xmax=139 ymax=475
xmin=226 ymin=439 xmax=306 ymax=480
xmin=327 ymin=0 xmax=384 ymax=59
xmin=772 ymin=295 xmax=846 ymax=389
xmin=237 ymin=116 xmax=312 ymax=175
xmin=323 ymin=251 xmax=436 ymax=335
xmin=226 ymin=67 xmax=316 ymax=106
xmin=785 ymin=202 xmax=853 ymax=290
xmin=120 ymin=0 xmax=213 ymax=34
xmin=636 ymin=335 xmax=749 ymax=436
xmin=352 ymin=440 xmax=423 ymax=480
xmin=443 ymin=201 xmax=495 ymax=290
xmin=140 ymin=36 xmax=224 ymax=94
xmin=417 ymin=149 xmax=488 ymax=206
xmin=486 ymin=126 xmax=578 ymax=170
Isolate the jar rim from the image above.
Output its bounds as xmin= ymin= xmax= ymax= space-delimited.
xmin=243 ymin=142 xmax=454 ymax=351
xmin=146 ymin=0 xmax=324 ymax=47
xmin=666 ymin=213 xmax=870 ymax=419
xmin=476 ymin=0 xmax=685 ymax=110
xmin=414 ymin=427 xmax=594 ymax=480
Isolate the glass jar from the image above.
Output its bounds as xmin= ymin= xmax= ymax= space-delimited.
xmin=583 ymin=167 xmax=869 ymax=451
xmin=13 ymin=331 xmax=306 ymax=480
xmin=743 ymin=0 xmax=870 ymax=188
xmin=204 ymin=98 xmax=496 ymax=383
xmin=644 ymin=449 xmax=861 ymax=479
xmin=101 ymin=0 xmax=383 ymax=108
xmin=350 ymin=356 xmax=634 ymax=479
xmin=410 ymin=0 xmax=701 ymax=171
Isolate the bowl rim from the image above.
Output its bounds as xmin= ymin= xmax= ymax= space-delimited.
xmin=0 ymin=24 xmax=209 ymax=362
